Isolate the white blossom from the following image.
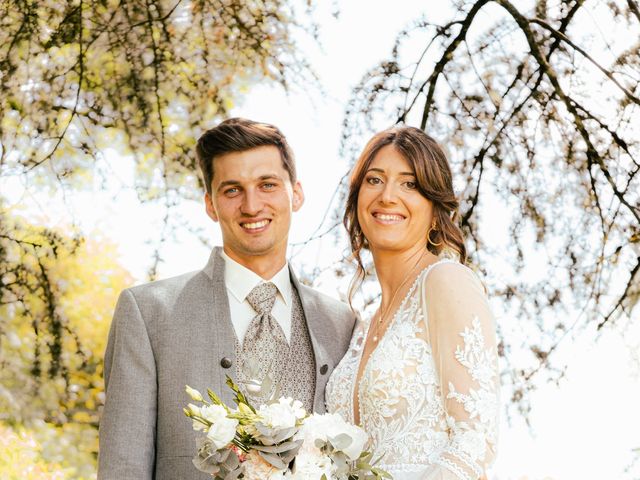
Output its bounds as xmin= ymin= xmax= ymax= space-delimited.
xmin=185 ymin=385 xmax=204 ymax=402
xmin=297 ymin=413 xmax=369 ymax=461
xmin=206 ymin=416 xmax=238 ymax=450
xmin=285 ymin=450 xmax=333 ymax=479
xmin=258 ymin=397 xmax=306 ymax=430
xmin=200 ymin=404 xmax=228 ymax=425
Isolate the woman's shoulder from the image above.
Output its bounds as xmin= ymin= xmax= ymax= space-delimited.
xmin=421 ymin=258 xmax=486 ymax=298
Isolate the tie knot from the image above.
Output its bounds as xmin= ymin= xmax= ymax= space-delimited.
xmin=246 ymin=282 xmax=278 ymax=315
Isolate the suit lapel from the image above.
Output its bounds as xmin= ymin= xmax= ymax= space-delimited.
xmin=203 ymin=247 xmax=237 ymax=406
xmin=289 ymin=266 xmax=331 ymax=412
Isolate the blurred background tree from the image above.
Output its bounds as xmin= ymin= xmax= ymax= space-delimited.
xmin=333 ymin=0 xmax=640 ymax=417
xmin=1 ymin=211 xmax=131 ymax=478
xmin=1 ymin=0 xmax=312 ymax=193
xmin=1 ymin=0 xmax=639 ymax=477
xmin=1 ymin=0 xmax=314 ymax=477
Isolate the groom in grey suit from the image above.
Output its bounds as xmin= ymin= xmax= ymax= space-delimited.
xmin=98 ymin=118 xmax=356 ymax=479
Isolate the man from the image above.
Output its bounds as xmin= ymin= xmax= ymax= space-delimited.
xmin=98 ymin=118 xmax=356 ymax=479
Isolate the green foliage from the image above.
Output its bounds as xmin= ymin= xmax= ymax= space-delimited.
xmin=0 ymin=209 xmax=132 ymax=475
xmin=0 ymin=0 xmax=314 ymax=197
xmin=0 ymin=422 xmax=72 ymax=479
xmin=0 ymin=2 xmax=315 ymax=476
xmin=0 ymin=421 xmax=96 ymax=479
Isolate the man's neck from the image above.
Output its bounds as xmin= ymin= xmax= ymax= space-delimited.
xmin=222 ymin=247 xmax=287 ymax=280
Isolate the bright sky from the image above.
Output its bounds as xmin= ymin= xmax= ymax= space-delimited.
xmin=3 ymin=1 xmax=639 ymax=479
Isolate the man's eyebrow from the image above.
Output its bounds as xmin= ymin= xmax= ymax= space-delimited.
xmin=217 ymin=179 xmax=240 ymax=191
xmin=216 ymin=174 xmax=285 ymax=191
xmin=258 ymin=174 xmax=284 ymax=181
xmin=366 ymin=167 xmax=415 ymax=176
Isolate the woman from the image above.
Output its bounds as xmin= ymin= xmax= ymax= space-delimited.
xmin=326 ymin=126 xmax=499 ymax=480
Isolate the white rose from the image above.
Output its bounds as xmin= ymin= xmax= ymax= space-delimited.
xmin=299 ymin=413 xmax=368 ymax=461
xmin=206 ymin=416 xmax=238 ymax=450
xmin=285 ymin=450 xmax=333 ymax=479
xmin=338 ymin=423 xmax=368 ymax=461
xmin=200 ymin=404 xmax=228 ymax=424
xmin=258 ymin=397 xmax=306 ymax=430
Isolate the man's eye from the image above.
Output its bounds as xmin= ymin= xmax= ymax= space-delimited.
xmin=262 ymin=183 xmax=276 ymax=189
xmin=224 ymin=187 xmax=239 ymax=195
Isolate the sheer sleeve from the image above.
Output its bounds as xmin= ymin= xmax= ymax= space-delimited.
xmin=421 ymin=262 xmax=500 ymax=480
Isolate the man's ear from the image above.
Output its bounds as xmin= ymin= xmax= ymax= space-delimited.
xmin=292 ymin=181 xmax=305 ymax=212
xmin=204 ymin=192 xmax=219 ymax=222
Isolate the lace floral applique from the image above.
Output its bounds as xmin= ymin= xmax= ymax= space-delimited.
xmin=438 ymin=316 xmax=499 ymax=479
xmin=326 ymin=262 xmax=499 ymax=480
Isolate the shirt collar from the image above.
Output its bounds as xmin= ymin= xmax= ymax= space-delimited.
xmin=221 ymin=250 xmax=291 ymax=306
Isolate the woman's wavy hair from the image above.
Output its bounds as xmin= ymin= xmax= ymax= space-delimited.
xmin=343 ymin=126 xmax=467 ymax=305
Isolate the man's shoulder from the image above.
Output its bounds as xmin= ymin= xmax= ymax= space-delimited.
xmin=125 ymin=269 xmax=209 ymax=304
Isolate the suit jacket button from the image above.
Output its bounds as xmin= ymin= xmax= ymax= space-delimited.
xmin=319 ymin=364 xmax=328 ymax=375
xmin=220 ymin=357 xmax=233 ymax=369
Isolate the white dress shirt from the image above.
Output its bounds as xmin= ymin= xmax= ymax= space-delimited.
xmin=221 ymin=250 xmax=293 ymax=344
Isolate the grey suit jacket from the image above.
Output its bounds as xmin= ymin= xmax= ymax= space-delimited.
xmin=98 ymin=247 xmax=356 ymax=480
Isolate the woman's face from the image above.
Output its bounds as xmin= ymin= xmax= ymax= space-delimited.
xmin=357 ymin=145 xmax=434 ymax=255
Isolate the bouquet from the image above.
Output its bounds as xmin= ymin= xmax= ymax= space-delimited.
xmin=184 ymin=378 xmax=390 ymax=479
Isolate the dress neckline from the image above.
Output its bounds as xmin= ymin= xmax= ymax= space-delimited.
xmin=351 ymin=257 xmax=455 ymax=425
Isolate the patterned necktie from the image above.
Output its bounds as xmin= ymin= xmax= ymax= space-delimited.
xmin=239 ymin=282 xmax=289 ymax=403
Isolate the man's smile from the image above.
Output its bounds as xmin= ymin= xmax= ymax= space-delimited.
xmin=240 ymin=219 xmax=271 ymax=232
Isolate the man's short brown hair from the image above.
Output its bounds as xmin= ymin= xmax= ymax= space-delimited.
xmin=196 ymin=118 xmax=296 ymax=194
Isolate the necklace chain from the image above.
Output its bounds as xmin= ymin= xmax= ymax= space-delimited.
xmin=371 ymin=249 xmax=427 ymax=343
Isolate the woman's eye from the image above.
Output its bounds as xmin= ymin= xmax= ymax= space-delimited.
xmin=405 ymin=181 xmax=417 ymax=189
xmin=366 ymin=176 xmax=382 ymax=185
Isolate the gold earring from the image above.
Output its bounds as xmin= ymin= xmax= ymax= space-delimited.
xmin=427 ymin=221 xmax=443 ymax=247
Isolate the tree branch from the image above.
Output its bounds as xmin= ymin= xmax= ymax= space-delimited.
xmin=530 ymin=17 xmax=640 ymax=106
xmin=598 ymin=256 xmax=640 ymax=329
xmin=417 ymin=0 xmax=493 ymax=129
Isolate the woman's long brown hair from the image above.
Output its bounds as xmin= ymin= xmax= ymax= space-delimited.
xmin=343 ymin=126 xmax=467 ymax=305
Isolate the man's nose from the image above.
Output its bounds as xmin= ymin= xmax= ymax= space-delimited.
xmin=240 ymin=188 xmax=263 ymax=216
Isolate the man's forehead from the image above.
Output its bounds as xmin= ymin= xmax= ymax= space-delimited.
xmin=212 ymin=149 xmax=288 ymax=185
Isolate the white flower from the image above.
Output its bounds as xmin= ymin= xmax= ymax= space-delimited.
xmin=187 ymin=403 xmax=202 ymax=416
xmin=285 ymin=450 xmax=333 ymax=479
xmin=192 ymin=419 xmax=207 ymax=431
xmin=297 ymin=413 xmax=369 ymax=461
xmin=258 ymin=397 xmax=306 ymax=430
xmin=206 ymin=416 xmax=238 ymax=450
xmin=242 ymin=451 xmax=286 ymax=480
xmin=185 ymin=385 xmax=204 ymax=402
xmin=200 ymin=404 xmax=228 ymax=424
xmin=188 ymin=403 xmax=230 ymax=433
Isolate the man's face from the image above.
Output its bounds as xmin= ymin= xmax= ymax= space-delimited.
xmin=204 ymin=145 xmax=304 ymax=269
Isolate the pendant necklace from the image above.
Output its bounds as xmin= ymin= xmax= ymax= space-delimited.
xmin=372 ymin=249 xmax=428 ymax=343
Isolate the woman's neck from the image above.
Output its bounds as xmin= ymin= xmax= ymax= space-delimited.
xmin=372 ymin=246 xmax=438 ymax=310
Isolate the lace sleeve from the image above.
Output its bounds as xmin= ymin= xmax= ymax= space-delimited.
xmin=421 ymin=262 xmax=500 ymax=480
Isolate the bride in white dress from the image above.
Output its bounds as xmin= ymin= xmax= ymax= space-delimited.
xmin=325 ymin=126 xmax=499 ymax=480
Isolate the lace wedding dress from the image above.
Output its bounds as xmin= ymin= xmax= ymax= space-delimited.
xmin=326 ymin=260 xmax=499 ymax=480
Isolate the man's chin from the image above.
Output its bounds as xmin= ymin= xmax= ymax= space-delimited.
xmin=234 ymin=242 xmax=278 ymax=258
